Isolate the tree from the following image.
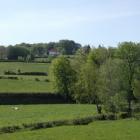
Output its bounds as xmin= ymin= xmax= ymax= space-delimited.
xmin=71 ymin=47 xmax=89 ymax=73
xmin=31 ymin=45 xmax=46 ymax=57
xmin=91 ymin=46 xmax=108 ymax=67
xmin=82 ymin=45 xmax=91 ymax=54
xmin=52 ymin=56 xmax=76 ymax=100
xmin=57 ymin=40 xmax=81 ymax=55
xmin=98 ymin=58 xmax=122 ymax=113
xmin=117 ymin=42 xmax=140 ymax=115
xmin=7 ymin=46 xmax=30 ymax=60
xmin=0 ymin=46 xmax=7 ymax=59
xmin=74 ymin=50 xmax=103 ymax=114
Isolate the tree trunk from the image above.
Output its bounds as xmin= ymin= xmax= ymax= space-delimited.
xmin=128 ymin=100 xmax=132 ymax=117
xmin=96 ymin=103 xmax=102 ymax=114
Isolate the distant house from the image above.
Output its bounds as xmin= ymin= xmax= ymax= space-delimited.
xmin=48 ymin=48 xmax=60 ymax=56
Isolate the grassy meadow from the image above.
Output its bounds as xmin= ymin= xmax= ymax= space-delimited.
xmin=0 ymin=120 xmax=140 ymax=140
xmin=0 ymin=62 xmax=50 ymax=73
xmin=0 ymin=104 xmax=96 ymax=127
xmin=0 ymin=62 xmax=55 ymax=93
xmin=0 ymin=62 xmax=139 ymax=140
xmin=0 ymin=79 xmax=54 ymax=93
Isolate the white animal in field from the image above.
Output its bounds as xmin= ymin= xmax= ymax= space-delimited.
xmin=12 ymin=107 xmax=19 ymax=110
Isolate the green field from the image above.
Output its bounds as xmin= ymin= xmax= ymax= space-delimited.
xmin=0 ymin=79 xmax=54 ymax=93
xmin=0 ymin=120 xmax=139 ymax=140
xmin=0 ymin=62 xmax=139 ymax=140
xmin=0 ymin=62 xmax=50 ymax=73
xmin=0 ymin=62 xmax=54 ymax=93
xmin=0 ymin=104 xmax=96 ymax=127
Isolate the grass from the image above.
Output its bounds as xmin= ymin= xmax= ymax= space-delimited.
xmin=0 ymin=62 xmax=50 ymax=73
xmin=0 ymin=79 xmax=54 ymax=93
xmin=0 ymin=62 xmax=54 ymax=93
xmin=0 ymin=120 xmax=139 ymax=140
xmin=0 ymin=104 xmax=96 ymax=127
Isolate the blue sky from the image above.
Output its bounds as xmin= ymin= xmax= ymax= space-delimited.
xmin=0 ymin=0 xmax=140 ymax=47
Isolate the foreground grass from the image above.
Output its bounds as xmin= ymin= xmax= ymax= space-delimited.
xmin=0 ymin=104 xmax=96 ymax=127
xmin=0 ymin=120 xmax=139 ymax=140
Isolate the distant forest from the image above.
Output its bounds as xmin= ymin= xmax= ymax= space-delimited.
xmin=0 ymin=40 xmax=82 ymax=60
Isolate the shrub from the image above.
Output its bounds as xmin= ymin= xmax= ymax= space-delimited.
xmin=31 ymin=122 xmax=55 ymax=130
xmin=31 ymin=120 xmax=69 ymax=130
xmin=93 ymin=114 xmax=107 ymax=120
xmin=133 ymin=114 xmax=140 ymax=120
xmin=106 ymin=113 xmax=117 ymax=120
xmin=31 ymin=122 xmax=51 ymax=130
xmin=43 ymin=122 xmax=54 ymax=128
xmin=132 ymin=104 xmax=140 ymax=113
xmin=8 ymin=77 xmax=18 ymax=80
xmin=22 ymin=123 xmax=33 ymax=129
xmin=72 ymin=117 xmax=93 ymax=125
xmin=0 ymin=93 xmax=66 ymax=105
xmin=0 ymin=76 xmax=18 ymax=80
xmin=52 ymin=120 xmax=69 ymax=126
xmin=44 ymin=79 xmax=50 ymax=82
xmin=17 ymin=69 xmax=21 ymax=74
xmin=35 ymin=78 xmax=40 ymax=81
xmin=0 ymin=126 xmax=21 ymax=133
xmin=4 ymin=70 xmax=16 ymax=75
xmin=19 ymin=72 xmax=48 ymax=76
xmin=119 ymin=112 xmax=130 ymax=119
xmin=103 ymin=98 xmax=119 ymax=114
xmin=4 ymin=70 xmax=48 ymax=76
xmin=0 ymin=76 xmax=4 ymax=79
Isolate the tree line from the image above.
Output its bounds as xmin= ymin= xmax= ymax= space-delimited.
xmin=0 ymin=40 xmax=81 ymax=60
xmin=52 ymin=42 xmax=140 ymax=116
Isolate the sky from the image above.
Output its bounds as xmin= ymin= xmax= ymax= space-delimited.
xmin=0 ymin=0 xmax=140 ymax=47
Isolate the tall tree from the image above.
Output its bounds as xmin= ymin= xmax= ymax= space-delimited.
xmin=57 ymin=40 xmax=81 ymax=55
xmin=117 ymin=42 xmax=140 ymax=115
xmin=74 ymin=50 xmax=103 ymax=114
xmin=98 ymin=58 xmax=122 ymax=113
xmin=52 ymin=56 xmax=76 ymax=100
xmin=7 ymin=46 xmax=30 ymax=60
xmin=0 ymin=46 xmax=7 ymax=59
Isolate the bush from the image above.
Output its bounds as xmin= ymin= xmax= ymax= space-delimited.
xmin=52 ymin=120 xmax=69 ymax=126
xmin=19 ymin=72 xmax=48 ymax=76
xmin=0 ymin=76 xmax=18 ymax=80
xmin=22 ymin=123 xmax=33 ymax=129
xmin=0 ymin=126 xmax=21 ymax=133
xmin=31 ymin=120 xmax=69 ymax=130
xmin=94 ymin=114 xmax=107 ymax=120
xmin=8 ymin=77 xmax=18 ymax=80
xmin=24 ymin=117 xmax=93 ymax=131
xmin=17 ymin=69 xmax=21 ymax=74
xmin=103 ymin=99 xmax=118 ymax=114
xmin=4 ymin=70 xmax=16 ymax=75
xmin=35 ymin=78 xmax=40 ymax=81
xmin=0 ymin=76 xmax=4 ymax=79
xmin=44 ymin=79 xmax=50 ymax=82
xmin=119 ymin=112 xmax=130 ymax=119
xmin=0 ymin=113 xmax=132 ymax=134
xmin=106 ymin=113 xmax=117 ymax=120
xmin=0 ymin=93 xmax=67 ymax=105
xmin=31 ymin=122 xmax=53 ymax=130
xmin=4 ymin=70 xmax=48 ymax=76
xmin=72 ymin=117 xmax=93 ymax=125
xmin=133 ymin=114 xmax=140 ymax=120
xmin=133 ymin=104 xmax=140 ymax=113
